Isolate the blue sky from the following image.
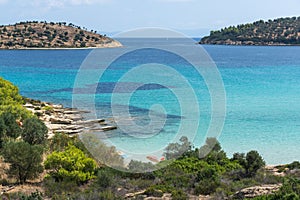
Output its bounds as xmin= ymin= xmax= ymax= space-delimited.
xmin=0 ymin=0 xmax=299 ymax=37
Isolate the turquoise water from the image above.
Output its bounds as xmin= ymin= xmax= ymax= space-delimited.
xmin=1 ymin=40 xmax=300 ymax=164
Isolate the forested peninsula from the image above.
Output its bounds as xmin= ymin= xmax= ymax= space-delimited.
xmin=200 ymin=17 xmax=300 ymax=45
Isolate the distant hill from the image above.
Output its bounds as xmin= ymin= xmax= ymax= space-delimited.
xmin=0 ymin=21 xmax=122 ymax=49
xmin=200 ymin=17 xmax=300 ymax=46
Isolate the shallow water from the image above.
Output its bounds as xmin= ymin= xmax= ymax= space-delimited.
xmin=1 ymin=40 xmax=300 ymax=164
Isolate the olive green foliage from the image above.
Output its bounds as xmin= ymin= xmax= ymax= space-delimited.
xmin=0 ymin=77 xmax=23 ymax=106
xmin=194 ymin=166 xmax=221 ymax=195
xmin=198 ymin=138 xmax=227 ymax=163
xmin=287 ymin=161 xmax=300 ymax=170
xmin=232 ymin=152 xmax=247 ymax=167
xmin=96 ymin=169 xmax=114 ymax=189
xmin=0 ymin=78 xmax=34 ymax=148
xmin=22 ymin=117 xmax=48 ymax=145
xmin=80 ymin=133 xmax=124 ymax=168
xmin=147 ymin=137 xmax=271 ymax=198
xmin=245 ymin=150 xmax=266 ymax=177
xmin=144 ymin=187 xmax=164 ymax=197
xmin=200 ymin=16 xmax=300 ymax=45
xmin=48 ymin=132 xmax=88 ymax=154
xmin=8 ymin=190 xmax=43 ymax=200
xmin=0 ymin=104 xmax=32 ymax=120
xmin=76 ymin=190 xmax=120 ymax=200
xmin=164 ymin=136 xmax=191 ymax=159
xmin=2 ymin=141 xmax=44 ymax=183
xmin=57 ymin=190 xmax=120 ymax=200
xmin=128 ymin=160 xmax=157 ymax=173
xmin=43 ymin=178 xmax=78 ymax=198
xmin=48 ymin=132 xmax=72 ymax=152
xmin=41 ymin=136 xmax=284 ymax=199
xmin=0 ymin=112 xmax=22 ymax=147
xmin=44 ymin=144 xmax=97 ymax=184
xmin=171 ymin=189 xmax=189 ymax=200
xmin=231 ymin=150 xmax=266 ymax=177
xmin=154 ymin=138 xmax=241 ymax=196
xmin=0 ymin=78 xmax=44 ymax=185
xmin=44 ymin=167 xmax=122 ymax=199
xmin=0 ymin=78 xmax=31 ymax=119
xmin=277 ymin=161 xmax=300 ymax=173
xmin=42 ymin=105 xmax=53 ymax=112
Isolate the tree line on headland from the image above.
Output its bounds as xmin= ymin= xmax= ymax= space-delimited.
xmin=200 ymin=16 xmax=300 ymax=46
xmin=0 ymin=77 xmax=300 ymax=199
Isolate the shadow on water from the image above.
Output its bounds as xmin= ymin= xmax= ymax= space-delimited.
xmin=27 ymin=82 xmax=174 ymax=94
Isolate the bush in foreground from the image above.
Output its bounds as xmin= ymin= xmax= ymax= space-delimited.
xmin=22 ymin=117 xmax=48 ymax=145
xmin=2 ymin=141 xmax=44 ymax=184
xmin=44 ymin=144 xmax=97 ymax=184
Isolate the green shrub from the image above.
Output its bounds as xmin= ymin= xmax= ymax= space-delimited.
xmin=144 ymin=187 xmax=164 ymax=197
xmin=44 ymin=144 xmax=97 ymax=184
xmin=144 ymin=184 xmax=175 ymax=193
xmin=93 ymin=190 xmax=118 ymax=200
xmin=231 ymin=150 xmax=265 ymax=177
xmin=16 ymin=190 xmax=43 ymax=200
xmin=48 ymin=132 xmax=72 ymax=152
xmin=43 ymin=106 xmax=53 ymax=112
xmin=164 ymin=136 xmax=191 ymax=160
xmin=288 ymin=161 xmax=300 ymax=170
xmin=96 ymin=168 xmax=113 ymax=188
xmin=43 ymin=177 xmax=78 ymax=198
xmin=0 ymin=111 xmax=22 ymax=147
xmin=72 ymin=190 xmax=120 ymax=200
xmin=245 ymin=150 xmax=265 ymax=177
xmin=2 ymin=141 xmax=44 ymax=184
xmin=0 ymin=77 xmax=23 ymax=106
xmin=171 ymin=189 xmax=188 ymax=200
xmin=194 ymin=179 xmax=220 ymax=195
xmin=22 ymin=117 xmax=48 ymax=145
xmin=128 ymin=160 xmax=156 ymax=173
xmin=80 ymin=133 xmax=124 ymax=168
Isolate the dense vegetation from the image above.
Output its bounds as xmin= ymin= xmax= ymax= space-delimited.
xmin=0 ymin=77 xmax=300 ymax=199
xmin=200 ymin=16 xmax=300 ymax=45
xmin=0 ymin=77 xmax=45 ymax=184
xmin=0 ymin=21 xmax=121 ymax=49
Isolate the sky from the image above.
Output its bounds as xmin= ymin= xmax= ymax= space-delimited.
xmin=0 ymin=0 xmax=299 ymax=37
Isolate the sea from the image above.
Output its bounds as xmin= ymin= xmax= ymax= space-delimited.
xmin=0 ymin=38 xmax=300 ymax=165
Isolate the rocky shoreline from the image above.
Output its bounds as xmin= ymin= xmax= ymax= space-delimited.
xmin=23 ymin=100 xmax=117 ymax=138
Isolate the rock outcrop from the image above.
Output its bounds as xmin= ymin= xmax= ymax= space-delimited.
xmin=234 ymin=184 xmax=282 ymax=199
xmin=24 ymin=100 xmax=117 ymax=138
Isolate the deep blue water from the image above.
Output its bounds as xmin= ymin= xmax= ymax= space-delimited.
xmin=1 ymin=39 xmax=300 ymax=164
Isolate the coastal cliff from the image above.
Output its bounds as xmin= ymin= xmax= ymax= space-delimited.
xmin=0 ymin=21 xmax=122 ymax=49
xmin=200 ymin=16 xmax=300 ymax=45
